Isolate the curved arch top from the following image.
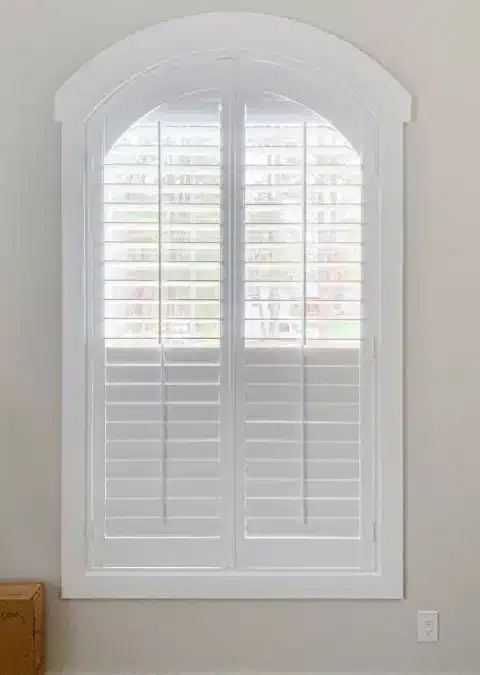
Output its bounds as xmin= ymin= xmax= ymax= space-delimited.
xmin=54 ymin=12 xmax=411 ymax=125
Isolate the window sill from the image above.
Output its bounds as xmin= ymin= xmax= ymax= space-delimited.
xmin=62 ymin=568 xmax=403 ymax=599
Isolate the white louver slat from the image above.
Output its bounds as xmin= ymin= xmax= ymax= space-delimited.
xmin=235 ymin=97 xmax=370 ymax=569
xmin=99 ymin=97 xmax=228 ymax=567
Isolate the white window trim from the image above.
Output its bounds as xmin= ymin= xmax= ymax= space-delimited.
xmin=56 ymin=12 xmax=411 ymax=600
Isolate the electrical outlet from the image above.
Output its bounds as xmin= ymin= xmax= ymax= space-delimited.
xmin=417 ymin=610 xmax=439 ymax=643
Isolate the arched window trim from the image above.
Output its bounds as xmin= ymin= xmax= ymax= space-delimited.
xmin=55 ymin=13 xmax=411 ymax=124
xmin=57 ymin=12 xmax=411 ymax=600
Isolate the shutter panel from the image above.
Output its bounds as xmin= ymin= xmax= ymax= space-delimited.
xmin=91 ymin=85 xmax=375 ymax=572
xmin=96 ymin=95 xmax=229 ymax=568
xmin=235 ymin=96 xmax=372 ymax=569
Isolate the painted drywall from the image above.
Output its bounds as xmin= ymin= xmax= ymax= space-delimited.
xmin=0 ymin=0 xmax=479 ymax=671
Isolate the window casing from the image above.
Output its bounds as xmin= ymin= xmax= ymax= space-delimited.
xmin=57 ymin=12 xmax=410 ymax=598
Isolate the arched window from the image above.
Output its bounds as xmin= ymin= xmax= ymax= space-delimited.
xmin=57 ymin=13 xmax=411 ymax=598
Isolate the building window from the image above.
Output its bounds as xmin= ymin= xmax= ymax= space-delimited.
xmin=56 ymin=12 xmax=411 ymax=598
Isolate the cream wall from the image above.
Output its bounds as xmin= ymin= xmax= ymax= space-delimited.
xmin=0 ymin=0 xmax=479 ymax=672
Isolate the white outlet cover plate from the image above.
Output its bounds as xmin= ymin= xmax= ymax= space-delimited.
xmin=417 ymin=610 xmax=439 ymax=643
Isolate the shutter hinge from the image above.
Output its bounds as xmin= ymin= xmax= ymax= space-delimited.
xmin=372 ymin=521 xmax=377 ymax=543
xmin=377 ymin=185 xmax=383 ymax=220
xmin=373 ymin=122 xmax=380 ymax=176
xmin=371 ymin=336 xmax=378 ymax=361
xmin=86 ymin=516 xmax=95 ymax=541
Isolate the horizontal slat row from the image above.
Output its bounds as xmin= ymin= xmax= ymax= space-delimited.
xmin=107 ymin=478 xmax=220 ymax=499
xmin=107 ymin=439 xmax=220 ymax=460
xmin=247 ymin=479 xmax=359 ymax=499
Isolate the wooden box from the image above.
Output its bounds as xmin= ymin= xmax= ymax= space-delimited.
xmin=0 ymin=582 xmax=45 ymax=675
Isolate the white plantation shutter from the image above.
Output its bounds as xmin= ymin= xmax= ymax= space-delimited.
xmin=77 ymin=52 xmax=394 ymax=586
xmin=96 ymin=96 xmax=230 ymax=567
xmin=235 ymin=97 xmax=372 ymax=569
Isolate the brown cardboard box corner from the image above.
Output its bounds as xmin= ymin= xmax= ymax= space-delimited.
xmin=0 ymin=582 xmax=45 ymax=675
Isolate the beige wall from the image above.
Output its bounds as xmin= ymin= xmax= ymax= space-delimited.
xmin=0 ymin=0 xmax=479 ymax=672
